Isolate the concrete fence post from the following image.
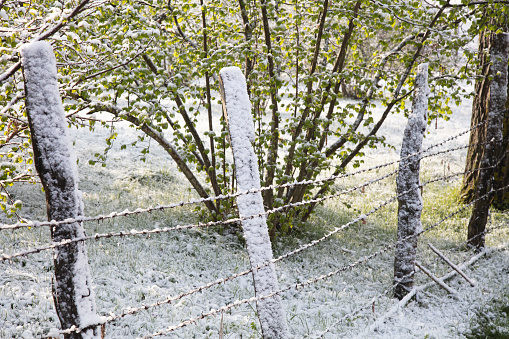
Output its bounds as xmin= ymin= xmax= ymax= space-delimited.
xmin=219 ymin=66 xmax=290 ymax=339
xmin=393 ymin=63 xmax=429 ymax=300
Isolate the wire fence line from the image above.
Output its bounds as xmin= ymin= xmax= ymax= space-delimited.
xmin=133 ymin=182 xmax=509 ymax=339
xmin=451 ymin=221 xmax=509 ymax=252
xmin=313 ymin=289 xmax=392 ymax=339
xmin=313 ymin=266 xmax=429 ymax=339
xmin=0 ymin=141 xmax=482 ymax=234
xmin=138 ymin=246 xmax=396 ymax=339
xmin=4 ymin=148 xmax=506 ymax=334
xmin=0 ymin=126 xmax=484 ymax=232
xmin=0 ymin=168 xmax=397 ymax=260
xmin=55 ymin=175 xmax=509 ymax=337
xmin=1 ymin=156 xmax=491 ymax=262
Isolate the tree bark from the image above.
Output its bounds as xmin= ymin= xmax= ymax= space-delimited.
xmin=460 ymin=27 xmax=495 ymax=203
xmin=260 ymin=0 xmax=279 ymax=211
xmin=492 ymin=100 xmax=509 ymax=209
xmin=467 ymin=32 xmax=509 ymax=249
xmin=461 ymin=15 xmax=509 ymax=209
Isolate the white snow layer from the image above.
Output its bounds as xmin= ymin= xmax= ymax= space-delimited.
xmin=21 ymin=41 xmax=101 ymax=337
xmin=219 ymin=66 xmax=290 ymax=339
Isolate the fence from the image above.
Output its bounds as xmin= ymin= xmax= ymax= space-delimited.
xmin=1 ymin=47 xmax=508 ymax=339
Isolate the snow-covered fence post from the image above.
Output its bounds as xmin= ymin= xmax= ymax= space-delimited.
xmin=21 ymin=41 xmax=102 ymax=339
xmin=393 ymin=63 xmax=429 ymax=300
xmin=219 ymin=66 xmax=290 ymax=339
xmin=467 ymin=32 xmax=509 ymax=249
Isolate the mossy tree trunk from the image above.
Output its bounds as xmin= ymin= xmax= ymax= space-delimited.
xmin=465 ymin=27 xmax=509 ymax=249
xmin=492 ymin=105 xmax=509 ymax=210
xmin=461 ymin=15 xmax=509 ymax=211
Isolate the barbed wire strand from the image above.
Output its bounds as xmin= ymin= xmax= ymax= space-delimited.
xmin=0 ymin=129 xmax=485 ymax=232
xmin=1 ymin=156 xmax=479 ymax=262
xmin=313 ymin=290 xmax=391 ymax=339
xmin=1 ymin=158 xmax=496 ymax=263
xmin=314 ymin=268 xmax=424 ymax=339
xmin=450 ymin=222 xmax=509 ymax=252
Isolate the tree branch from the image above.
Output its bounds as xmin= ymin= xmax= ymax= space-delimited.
xmin=260 ymin=0 xmax=280 ymax=210
xmin=168 ymin=0 xmax=198 ymax=49
xmin=277 ymin=0 xmax=330 ymax=201
xmin=86 ymin=100 xmax=217 ymax=214
xmin=288 ymin=0 xmax=361 ymax=204
xmin=0 ymin=0 xmax=92 ymax=85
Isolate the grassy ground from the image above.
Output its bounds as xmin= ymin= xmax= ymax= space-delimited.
xmin=1 ymin=120 xmax=508 ymax=338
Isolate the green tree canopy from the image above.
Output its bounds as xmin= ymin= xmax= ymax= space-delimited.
xmin=1 ymin=0 xmax=503 ymax=235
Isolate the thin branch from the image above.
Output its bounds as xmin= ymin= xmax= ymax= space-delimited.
xmin=74 ymin=37 xmax=154 ymax=86
xmin=260 ymin=0 xmax=280 ymax=210
xmin=278 ymin=0 xmax=330 ymax=200
xmin=200 ymin=0 xmax=221 ymax=198
xmin=288 ymin=0 xmax=361 ymax=204
xmin=168 ymin=0 xmax=198 ymax=49
xmin=73 ymin=98 xmax=217 ymax=214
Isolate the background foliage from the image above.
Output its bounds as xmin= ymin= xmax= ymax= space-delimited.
xmin=0 ymin=0 xmax=501 ymax=236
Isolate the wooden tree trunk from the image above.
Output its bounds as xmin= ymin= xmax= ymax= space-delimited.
xmin=467 ymin=32 xmax=509 ymax=249
xmin=460 ymin=28 xmax=492 ymax=204
xmin=219 ymin=66 xmax=290 ymax=339
xmin=393 ymin=63 xmax=429 ymax=300
xmin=22 ymin=41 xmax=102 ymax=339
xmin=461 ymin=16 xmax=509 ymax=209
xmin=492 ymin=94 xmax=509 ymax=209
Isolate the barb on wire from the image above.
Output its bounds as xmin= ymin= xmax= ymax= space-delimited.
xmin=0 ymin=121 xmax=486 ymax=233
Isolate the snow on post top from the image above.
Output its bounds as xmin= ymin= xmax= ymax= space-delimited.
xmin=219 ymin=67 xmax=255 ymax=143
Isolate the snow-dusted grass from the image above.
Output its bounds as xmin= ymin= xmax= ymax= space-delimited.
xmin=1 ymin=99 xmax=509 ymax=338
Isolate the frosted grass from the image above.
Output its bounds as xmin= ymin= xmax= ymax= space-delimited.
xmin=0 ymin=95 xmax=508 ymax=338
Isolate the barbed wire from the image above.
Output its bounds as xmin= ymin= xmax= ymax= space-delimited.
xmin=137 ymin=245 xmax=395 ymax=339
xmin=8 ymin=159 xmax=507 ymax=339
xmin=450 ymin=221 xmax=509 ymax=252
xmin=313 ymin=268 xmax=421 ymax=338
xmin=419 ymin=183 xmax=509 ymax=239
xmin=313 ymin=289 xmax=391 ymax=339
xmin=422 ymin=120 xmax=485 ymax=153
xmin=1 ymin=167 xmax=396 ymax=260
xmin=137 ymin=181 xmax=509 ymax=339
xmin=0 ymin=159 xmax=494 ymax=262
xmin=0 ymin=124 xmax=485 ymax=232
xmin=54 ymin=168 xmax=505 ymax=336
xmin=3 ymin=122 xmax=496 ymax=336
